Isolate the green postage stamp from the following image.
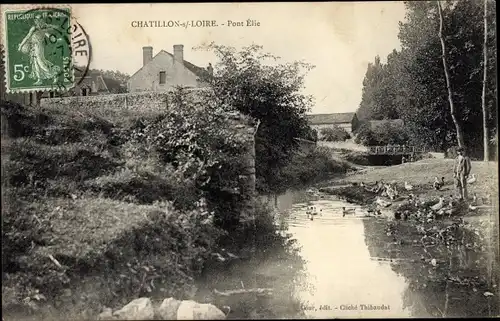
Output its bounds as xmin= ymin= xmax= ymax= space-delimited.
xmin=3 ymin=7 xmax=74 ymax=93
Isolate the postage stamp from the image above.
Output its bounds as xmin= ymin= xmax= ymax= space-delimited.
xmin=2 ymin=7 xmax=74 ymax=93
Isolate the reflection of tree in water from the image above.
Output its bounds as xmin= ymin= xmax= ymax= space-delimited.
xmin=363 ymin=218 xmax=499 ymax=318
xmin=196 ymin=214 xmax=308 ymax=319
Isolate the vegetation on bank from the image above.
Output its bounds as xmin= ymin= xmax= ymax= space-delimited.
xmin=321 ymin=159 xmax=499 ymax=317
xmin=319 ymin=126 xmax=351 ymax=142
xmin=1 ymin=45 xmax=347 ymax=318
xmin=355 ymin=1 xmax=497 ymax=159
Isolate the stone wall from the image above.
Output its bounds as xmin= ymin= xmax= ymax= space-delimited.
xmin=40 ymin=90 xmax=257 ymax=196
xmin=40 ymin=91 xmax=170 ymax=113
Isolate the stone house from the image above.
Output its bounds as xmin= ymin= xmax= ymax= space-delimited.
xmin=306 ymin=112 xmax=359 ymax=136
xmin=127 ymin=45 xmax=212 ymax=92
xmin=66 ymin=71 xmax=110 ymax=97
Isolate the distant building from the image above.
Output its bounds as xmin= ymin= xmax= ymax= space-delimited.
xmin=127 ymin=45 xmax=211 ymax=92
xmin=66 ymin=71 xmax=110 ymax=97
xmin=1 ymin=69 xmax=110 ymax=104
xmin=306 ymin=112 xmax=359 ymax=135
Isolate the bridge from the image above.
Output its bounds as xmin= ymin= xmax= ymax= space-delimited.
xmin=366 ymin=145 xmax=427 ymax=155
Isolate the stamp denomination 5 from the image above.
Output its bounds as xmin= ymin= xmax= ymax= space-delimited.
xmin=3 ymin=7 xmax=74 ymax=93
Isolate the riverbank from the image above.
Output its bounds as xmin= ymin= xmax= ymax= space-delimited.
xmin=316 ymin=159 xmax=499 ymax=317
xmin=1 ymin=98 xmax=278 ymax=320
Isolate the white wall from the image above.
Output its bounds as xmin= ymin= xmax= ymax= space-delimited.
xmin=128 ymin=51 xmax=204 ymax=92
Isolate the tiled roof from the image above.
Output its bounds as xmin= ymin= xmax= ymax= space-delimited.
xmin=369 ymin=119 xmax=404 ymax=130
xmin=130 ymin=50 xmax=208 ymax=80
xmin=75 ymin=73 xmax=109 ymax=92
xmin=306 ymin=112 xmax=355 ymax=125
xmin=162 ymin=51 xmax=207 ymax=78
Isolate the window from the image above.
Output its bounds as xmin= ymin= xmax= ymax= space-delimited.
xmin=49 ymin=91 xmax=55 ymax=98
xmin=159 ymin=71 xmax=166 ymax=84
xmin=81 ymin=88 xmax=88 ymax=96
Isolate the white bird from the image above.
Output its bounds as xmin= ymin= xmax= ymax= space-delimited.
xmin=404 ymin=181 xmax=414 ymax=191
xmin=433 ymin=177 xmax=445 ymax=190
xmin=386 ymin=186 xmax=397 ymax=200
xmin=471 ymin=193 xmax=478 ymax=206
xmin=375 ymin=197 xmax=392 ymax=208
xmin=212 ymin=252 xmax=226 ymax=262
xmin=431 ymin=196 xmax=445 ymax=211
xmin=467 ymin=174 xmax=476 ymax=184
xmin=469 ymin=204 xmax=478 ymax=211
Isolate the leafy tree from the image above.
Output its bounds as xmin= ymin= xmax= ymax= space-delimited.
xmin=196 ymin=43 xmax=316 ymax=194
xmin=356 ymin=0 xmax=497 ymax=158
xmin=481 ymin=0 xmax=490 ymax=161
xmin=357 ymin=55 xmax=400 ymax=121
xmin=320 ymin=126 xmax=351 ymax=142
xmin=354 ymin=121 xmax=408 ymax=146
xmin=354 ymin=123 xmax=377 ymax=146
xmin=437 ymin=0 xmax=465 ymax=148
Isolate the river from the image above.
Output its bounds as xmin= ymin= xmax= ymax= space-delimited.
xmin=194 ymin=189 xmax=421 ymax=319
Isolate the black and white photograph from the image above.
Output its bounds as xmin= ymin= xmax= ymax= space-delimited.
xmin=1 ymin=1 xmax=498 ymax=320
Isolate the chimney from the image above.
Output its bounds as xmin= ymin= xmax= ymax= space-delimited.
xmin=142 ymin=46 xmax=153 ymax=67
xmin=173 ymin=44 xmax=184 ymax=63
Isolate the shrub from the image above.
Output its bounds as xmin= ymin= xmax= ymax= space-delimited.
xmin=354 ymin=123 xmax=377 ymax=146
xmin=320 ymin=126 xmax=351 ymax=142
xmin=4 ymin=139 xmax=122 ymax=191
xmin=126 ymin=88 xmax=251 ymax=230
xmin=2 ymin=196 xmax=223 ymax=312
xmin=277 ymin=146 xmax=354 ymax=190
xmin=354 ymin=121 xmax=408 ymax=146
xmin=344 ymin=151 xmax=372 ymax=166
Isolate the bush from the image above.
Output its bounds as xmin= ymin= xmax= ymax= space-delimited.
xmin=354 ymin=123 xmax=377 ymax=146
xmin=4 ymin=139 xmax=122 ymax=191
xmin=344 ymin=151 xmax=372 ymax=166
xmin=354 ymin=121 xmax=408 ymax=146
xmin=277 ymin=146 xmax=354 ymax=190
xmin=320 ymin=126 xmax=351 ymax=142
xmin=2 ymin=196 xmax=223 ymax=312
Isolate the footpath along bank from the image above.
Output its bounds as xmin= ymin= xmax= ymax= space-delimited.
xmin=317 ymin=158 xmax=499 ymax=317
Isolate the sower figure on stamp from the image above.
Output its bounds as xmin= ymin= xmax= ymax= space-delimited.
xmin=17 ymin=15 xmax=62 ymax=86
xmin=453 ymin=146 xmax=472 ymax=201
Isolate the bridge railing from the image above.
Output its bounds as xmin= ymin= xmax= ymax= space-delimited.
xmin=367 ymin=145 xmax=427 ymax=155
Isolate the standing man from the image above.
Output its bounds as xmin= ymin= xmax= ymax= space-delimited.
xmin=453 ymin=147 xmax=472 ymax=201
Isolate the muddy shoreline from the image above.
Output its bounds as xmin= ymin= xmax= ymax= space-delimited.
xmin=316 ymin=181 xmax=499 ymax=318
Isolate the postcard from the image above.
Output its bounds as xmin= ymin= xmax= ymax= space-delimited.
xmin=1 ymin=2 xmax=498 ymax=320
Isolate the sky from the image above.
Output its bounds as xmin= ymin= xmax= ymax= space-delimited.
xmin=69 ymin=2 xmax=406 ymax=114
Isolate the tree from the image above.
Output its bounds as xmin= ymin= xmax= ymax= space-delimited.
xmin=437 ymin=0 xmax=465 ymax=149
xmin=196 ymin=43 xmax=315 ymax=194
xmin=320 ymin=126 xmax=350 ymax=142
xmin=481 ymin=0 xmax=489 ymax=161
xmin=361 ymin=0 xmax=498 ymax=157
xmin=356 ymin=53 xmax=401 ymax=122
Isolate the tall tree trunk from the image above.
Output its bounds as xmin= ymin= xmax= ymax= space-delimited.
xmin=437 ymin=1 xmax=465 ymax=149
xmin=482 ymin=0 xmax=490 ymax=161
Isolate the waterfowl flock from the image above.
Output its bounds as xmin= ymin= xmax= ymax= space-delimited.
xmin=356 ymin=171 xmax=490 ymax=221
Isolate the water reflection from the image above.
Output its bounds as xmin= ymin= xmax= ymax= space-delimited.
xmin=197 ymin=190 xmax=416 ymax=319
xmin=280 ymin=196 xmax=412 ymax=318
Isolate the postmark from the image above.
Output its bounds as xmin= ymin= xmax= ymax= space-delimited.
xmin=2 ymin=6 xmax=92 ymax=94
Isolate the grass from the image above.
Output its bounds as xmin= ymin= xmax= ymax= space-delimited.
xmin=330 ymin=158 xmax=497 ymax=203
xmin=0 ymin=99 xmax=228 ymax=320
xmin=317 ymin=158 xmax=499 ymax=317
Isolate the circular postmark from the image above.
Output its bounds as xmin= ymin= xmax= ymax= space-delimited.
xmin=18 ymin=7 xmax=92 ymax=94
